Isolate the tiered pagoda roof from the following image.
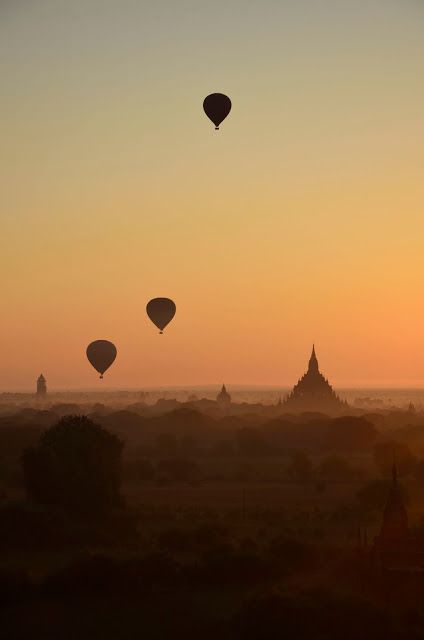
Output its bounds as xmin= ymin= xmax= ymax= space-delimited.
xmin=283 ymin=345 xmax=347 ymax=413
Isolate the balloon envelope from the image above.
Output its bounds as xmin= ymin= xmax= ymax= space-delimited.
xmin=203 ymin=93 xmax=232 ymax=130
xmin=86 ymin=340 xmax=117 ymax=378
xmin=146 ymin=298 xmax=176 ymax=333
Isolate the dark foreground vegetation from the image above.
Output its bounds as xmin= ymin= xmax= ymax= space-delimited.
xmin=1 ymin=404 xmax=424 ymax=638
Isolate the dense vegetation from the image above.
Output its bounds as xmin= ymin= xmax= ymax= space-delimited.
xmin=1 ymin=402 xmax=424 ymax=638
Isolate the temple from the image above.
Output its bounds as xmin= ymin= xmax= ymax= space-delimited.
xmin=373 ymin=463 xmax=409 ymax=557
xmin=358 ymin=464 xmax=424 ymax=605
xmin=283 ymin=345 xmax=347 ymax=413
xmin=216 ymin=384 xmax=231 ymax=410
xmin=36 ymin=374 xmax=47 ymax=397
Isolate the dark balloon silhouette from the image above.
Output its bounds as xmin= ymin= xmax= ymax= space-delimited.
xmin=86 ymin=340 xmax=117 ymax=379
xmin=146 ymin=298 xmax=176 ymax=334
xmin=203 ymin=93 xmax=232 ymax=130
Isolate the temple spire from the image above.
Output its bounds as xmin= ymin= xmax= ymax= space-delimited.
xmin=217 ymin=383 xmax=231 ymax=413
xmin=36 ymin=374 xmax=47 ymax=397
xmin=375 ymin=459 xmax=409 ymax=548
xmin=282 ymin=344 xmax=346 ymax=413
xmin=308 ymin=344 xmax=319 ymax=373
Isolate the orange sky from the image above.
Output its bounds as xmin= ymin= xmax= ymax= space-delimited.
xmin=1 ymin=1 xmax=424 ymax=390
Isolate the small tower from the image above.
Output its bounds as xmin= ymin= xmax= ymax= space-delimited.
xmin=217 ymin=384 xmax=231 ymax=410
xmin=36 ymin=374 xmax=47 ymax=397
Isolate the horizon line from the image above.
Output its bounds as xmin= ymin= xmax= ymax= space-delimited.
xmin=3 ymin=383 xmax=424 ymax=394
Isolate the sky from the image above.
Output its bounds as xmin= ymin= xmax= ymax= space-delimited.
xmin=1 ymin=0 xmax=424 ymax=390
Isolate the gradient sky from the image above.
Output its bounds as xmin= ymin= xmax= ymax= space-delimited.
xmin=1 ymin=0 xmax=424 ymax=390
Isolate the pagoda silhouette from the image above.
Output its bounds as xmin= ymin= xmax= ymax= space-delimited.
xmin=36 ymin=374 xmax=47 ymax=397
xmin=357 ymin=464 xmax=424 ymax=605
xmin=216 ymin=384 xmax=231 ymax=411
xmin=283 ymin=345 xmax=347 ymax=413
xmin=373 ymin=463 xmax=409 ymax=556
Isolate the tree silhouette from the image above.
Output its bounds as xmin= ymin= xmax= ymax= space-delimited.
xmin=22 ymin=415 xmax=123 ymax=514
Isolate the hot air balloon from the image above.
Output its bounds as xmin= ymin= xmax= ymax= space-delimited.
xmin=146 ymin=298 xmax=176 ymax=334
xmin=86 ymin=340 xmax=117 ymax=379
xmin=203 ymin=93 xmax=232 ymax=130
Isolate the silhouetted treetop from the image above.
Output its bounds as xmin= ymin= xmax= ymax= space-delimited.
xmin=22 ymin=415 xmax=123 ymax=514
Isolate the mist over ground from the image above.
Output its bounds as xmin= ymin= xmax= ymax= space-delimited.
xmin=2 ymin=386 xmax=424 ymax=411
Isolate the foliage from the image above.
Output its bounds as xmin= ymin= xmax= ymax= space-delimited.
xmin=267 ymin=536 xmax=316 ymax=573
xmin=318 ymin=455 xmax=359 ymax=483
xmin=373 ymin=441 xmax=417 ymax=477
xmin=156 ymin=457 xmax=200 ymax=483
xmin=287 ymin=450 xmax=313 ymax=483
xmin=22 ymin=415 xmax=123 ymax=513
xmin=357 ymin=478 xmax=408 ymax=512
xmin=237 ymin=588 xmax=398 ymax=640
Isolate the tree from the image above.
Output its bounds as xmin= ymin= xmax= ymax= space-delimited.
xmin=318 ymin=455 xmax=358 ymax=483
xmin=22 ymin=415 xmax=123 ymax=514
xmin=156 ymin=457 xmax=200 ymax=483
xmin=326 ymin=417 xmax=377 ymax=451
xmin=287 ymin=451 xmax=313 ymax=483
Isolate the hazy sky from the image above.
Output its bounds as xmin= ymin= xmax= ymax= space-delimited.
xmin=1 ymin=0 xmax=424 ymax=390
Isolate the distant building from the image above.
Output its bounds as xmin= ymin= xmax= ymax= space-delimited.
xmin=358 ymin=464 xmax=424 ymax=605
xmin=36 ymin=374 xmax=47 ymax=397
xmin=217 ymin=384 xmax=231 ymax=409
xmin=373 ymin=463 xmax=410 ymax=558
xmin=283 ymin=345 xmax=347 ymax=414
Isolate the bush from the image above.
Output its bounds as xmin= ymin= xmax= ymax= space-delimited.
xmin=22 ymin=415 xmax=123 ymax=514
